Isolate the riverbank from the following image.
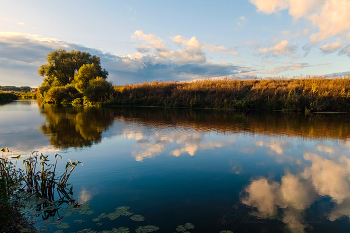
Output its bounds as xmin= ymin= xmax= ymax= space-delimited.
xmin=106 ymin=77 xmax=350 ymax=112
xmin=0 ymin=92 xmax=18 ymax=105
xmin=0 ymin=92 xmax=36 ymax=105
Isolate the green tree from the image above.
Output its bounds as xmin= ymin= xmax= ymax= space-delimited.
xmin=84 ymin=77 xmax=113 ymax=102
xmin=74 ymin=64 xmax=99 ymax=93
xmin=38 ymin=49 xmax=108 ymax=87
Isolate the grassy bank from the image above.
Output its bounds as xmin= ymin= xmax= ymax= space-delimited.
xmin=107 ymin=77 xmax=350 ymax=112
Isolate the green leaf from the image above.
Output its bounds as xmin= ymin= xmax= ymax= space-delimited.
xmin=11 ymin=154 xmax=21 ymax=159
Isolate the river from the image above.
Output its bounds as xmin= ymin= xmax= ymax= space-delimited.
xmin=1 ymin=100 xmax=350 ymax=233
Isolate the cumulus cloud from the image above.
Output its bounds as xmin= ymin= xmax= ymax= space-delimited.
xmin=258 ymin=40 xmax=297 ymax=56
xmin=320 ymin=42 xmax=343 ymax=53
xmin=0 ymin=31 xmax=246 ymax=86
xmin=249 ymin=0 xmax=350 ymax=43
xmin=309 ymin=0 xmax=350 ymax=43
xmin=171 ymin=35 xmax=239 ymax=55
xmin=249 ymin=0 xmax=289 ymax=14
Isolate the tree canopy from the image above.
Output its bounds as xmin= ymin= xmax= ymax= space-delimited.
xmin=38 ymin=49 xmax=113 ymax=105
xmin=38 ymin=49 xmax=108 ymax=86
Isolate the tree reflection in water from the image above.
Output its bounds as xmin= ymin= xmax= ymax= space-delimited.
xmin=39 ymin=105 xmax=115 ymax=149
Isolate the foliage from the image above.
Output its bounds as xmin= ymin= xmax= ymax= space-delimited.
xmin=0 ymin=86 xmax=31 ymax=92
xmin=44 ymin=86 xmax=80 ymax=104
xmin=74 ymin=64 xmax=100 ymax=93
xmin=72 ymin=97 xmax=83 ymax=106
xmin=84 ymin=77 xmax=113 ymax=102
xmin=16 ymin=93 xmax=37 ymax=100
xmin=109 ymin=77 xmax=350 ymax=112
xmin=0 ymin=92 xmax=18 ymax=104
xmin=38 ymin=49 xmax=110 ymax=105
xmin=38 ymin=49 xmax=108 ymax=87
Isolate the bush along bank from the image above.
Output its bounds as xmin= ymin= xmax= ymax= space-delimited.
xmin=0 ymin=92 xmax=18 ymax=104
xmin=105 ymin=77 xmax=350 ymax=112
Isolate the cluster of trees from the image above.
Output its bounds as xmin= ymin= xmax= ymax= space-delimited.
xmin=38 ymin=49 xmax=114 ymax=105
xmin=0 ymin=86 xmax=32 ymax=92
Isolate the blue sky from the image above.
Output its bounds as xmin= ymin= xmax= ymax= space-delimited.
xmin=0 ymin=0 xmax=349 ymax=86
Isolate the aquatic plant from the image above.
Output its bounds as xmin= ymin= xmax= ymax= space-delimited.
xmin=0 ymin=147 xmax=82 ymax=232
xmin=112 ymin=227 xmax=130 ymax=233
xmin=176 ymin=223 xmax=195 ymax=232
xmin=130 ymin=214 xmax=145 ymax=222
xmin=56 ymin=222 xmax=70 ymax=229
xmin=135 ymin=225 xmax=159 ymax=233
xmin=74 ymin=219 xmax=85 ymax=223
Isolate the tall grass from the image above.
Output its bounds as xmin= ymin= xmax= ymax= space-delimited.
xmin=108 ymin=77 xmax=350 ymax=112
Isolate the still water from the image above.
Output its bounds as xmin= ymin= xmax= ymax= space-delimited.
xmin=1 ymin=100 xmax=350 ymax=233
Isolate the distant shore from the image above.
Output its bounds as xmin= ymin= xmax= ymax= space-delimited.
xmin=0 ymin=92 xmax=36 ymax=104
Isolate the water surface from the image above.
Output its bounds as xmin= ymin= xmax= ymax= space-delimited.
xmin=1 ymin=100 xmax=350 ymax=233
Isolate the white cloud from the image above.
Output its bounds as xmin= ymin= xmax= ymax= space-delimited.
xmin=309 ymin=0 xmax=350 ymax=43
xmin=258 ymin=40 xmax=297 ymax=56
xmin=171 ymin=35 xmax=239 ymax=55
xmin=249 ymin=0 xmax=350 ymax=43
xmin=0 ymin=17 xmax=9 ymax=21
xmin=0 ymin=31 xmax=245 ymax=86
xmin=16 ymin=22 xmax=25 ymax=25
xmin=320 ymin=42 xmax=342 ymax=53
xmin=249 ymin=0 xmax=289 ymax=14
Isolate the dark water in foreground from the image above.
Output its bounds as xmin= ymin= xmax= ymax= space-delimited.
xmin=2 ymin=100 xmax=350 ymax=233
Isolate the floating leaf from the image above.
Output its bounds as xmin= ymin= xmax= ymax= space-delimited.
xmin=36 ymin=226 xmax=48 ymax=232
xmin=130 ymin=215 xmax=145 ymax=222
xmin=92 ymin=218 xmax=101 ymax=222
xmin=176 ymin=225 xmax=186 ymax=232
xmin=184 ymin=223 xmax=195 ymax=230
xmin=112 ymin=227 xmax=129 ymax=233
xmin=56 ymin=223 xmax=70 ymax=229
xmin=96 ymin=222 xmax=103 ymax=226
xmin=74 ymin=219 xmax=85 ymax=223
xmin=135 ymin=225 xmax=159 ymax=233
xmin=107 ymin=212 xmax=120 ymax=220
xmin=220 ymin=231 xmax=233 ymax=233
xmin=98 ymin=213 xmax=107 ymax=219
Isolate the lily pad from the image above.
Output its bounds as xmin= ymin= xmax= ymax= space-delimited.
xmin=74 ymin=219 xmax=85 ymax=223
xmin=176 ymin=225 xmax=186 ymax=232
xmin=112 ymin=227 xmax=129 ymax=233
xmin=130 ymin=215 xmax=145 ymax=222
xmin=184 ymin=223 xmax=195 ymax=230
xmin=56 ymin=222 xmax=70 ymax=229
xmin=135 ymin=225 xmax=159 ymax=233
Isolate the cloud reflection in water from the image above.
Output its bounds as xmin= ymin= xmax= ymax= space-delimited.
xmin=241 ymin=152 xmax=350 ymax=232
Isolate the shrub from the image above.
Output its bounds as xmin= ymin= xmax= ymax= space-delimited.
xmin=84 ymin=77 xmax=113 ymax=102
